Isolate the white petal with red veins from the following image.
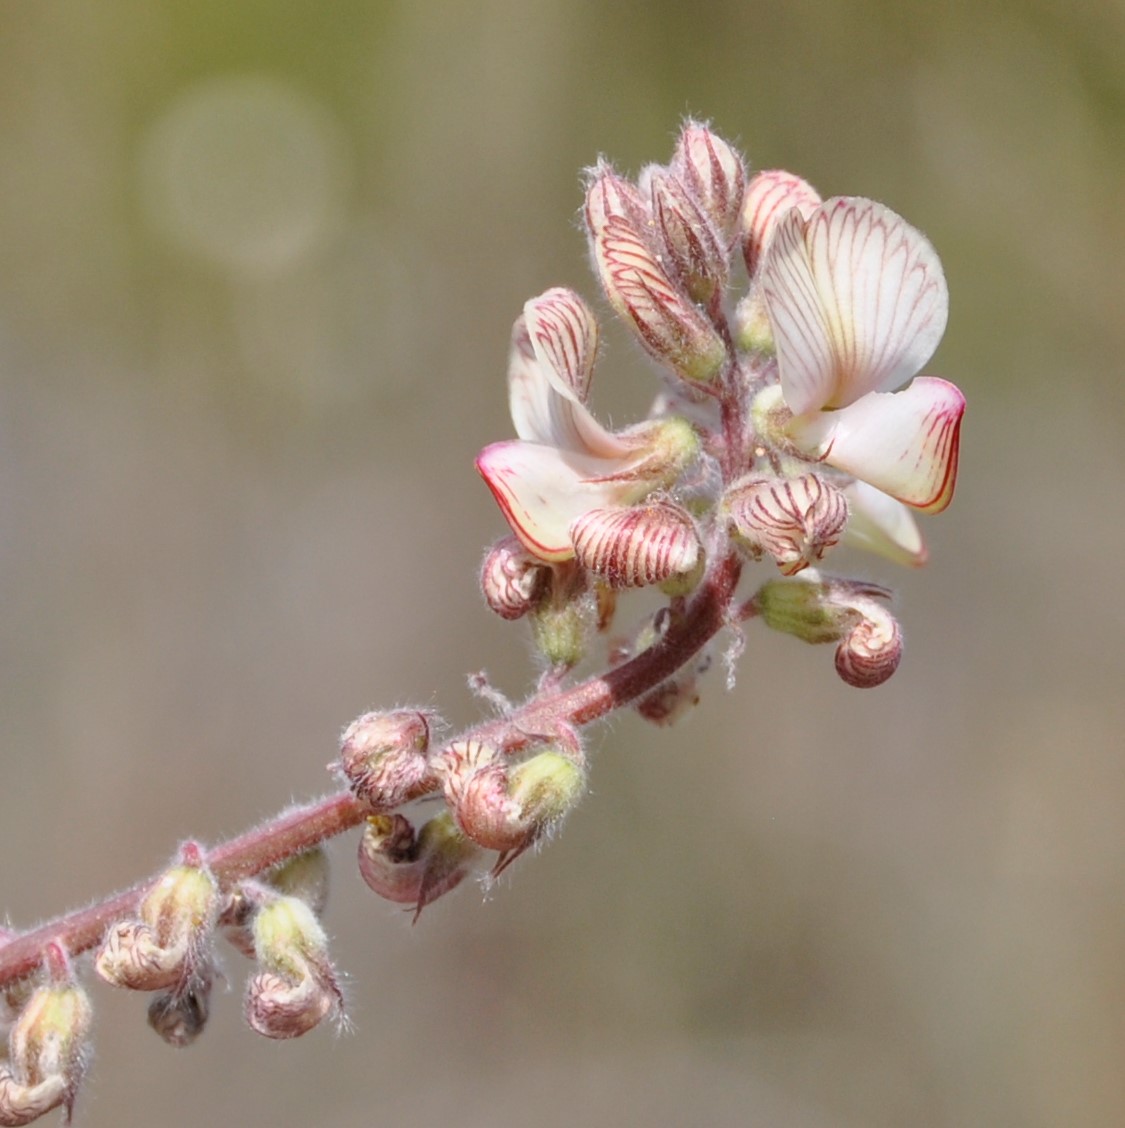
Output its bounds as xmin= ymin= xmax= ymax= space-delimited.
xmin=787 ymin=376 xmax=964 ymax=513
xmin=762 ymin=199 xmax=949 ymax=414
xmin=508 ymin=302 xmax=636 ymax=460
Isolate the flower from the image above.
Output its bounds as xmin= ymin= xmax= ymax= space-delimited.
xmin=756 ymin=194 xmax=965 ymax=517
xmin=476 ymin=287 xmax=698 ymax=562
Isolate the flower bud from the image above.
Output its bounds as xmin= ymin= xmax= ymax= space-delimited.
xmin=755 ymin=572 xmax=903 ymax=688
xmin=648 ymin=169 xmax=727 ymax=303
xmin=436 ymin=741 xmax=585 ymax=872
xmin=220 ymin=847 xmax=330 ymax=959
xmin=585 ymin=167 xmax=725 ymax=383
xmin=740 ymin=169 xmax=822 ymax=279
xmin=731 ymin=288 xmax=774 ymax=354
xmin=480 ymin=535 xmax=549 ymax=620
xmin=357 ymin=810 xmax=479 ymax=921
xmin=583 ymin=161 xmax=648 ymax=235
xmin=670 ymin=121 xmax=747 ymax=249
xmin=569 ymin=501 xmax=702 ymax=589
xmin=723 ymin=473 xmax=849 ymax=575
xmin=95 ymin=841 xmax=218 ymax=993
xmin=0 ymin=944 xmax=91 ymax=1126
xmin=147 ymin=972 xmax=211 ymax=1048
xmin=529 ymin=587 xmax=595 ymax=670
xmin=635 ymin=652 xmax=710 ymax=727
xmin=336 ymin=709 xmax=436 ymax=811
xmin=834 ymin=601 xmax=903 ymax=688
xmin=245 ymin=893 xmax=343 ymax=1039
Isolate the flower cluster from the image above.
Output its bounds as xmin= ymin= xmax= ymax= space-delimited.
xmin=0 ymin=121 xmax=966 ymax=1120
xmin=478 ymin=121 xmax=964 ymax=682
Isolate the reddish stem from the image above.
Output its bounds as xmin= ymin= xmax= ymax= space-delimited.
xmin=0 ymin=552 xmax=741 ymax=988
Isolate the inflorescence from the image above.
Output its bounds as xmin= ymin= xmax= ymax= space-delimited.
xmin=0 ymin=122 xmax=963 ymax=1123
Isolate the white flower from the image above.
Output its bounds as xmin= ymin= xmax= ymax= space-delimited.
xmin=476 ymin=287 xmax=697 ymax=562
xmin=759 ymin=196 xmax=965 ymax=516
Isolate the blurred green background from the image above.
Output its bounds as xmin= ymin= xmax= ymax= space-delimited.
xmin=1 ymin=2 xmax=1122 ymax=1125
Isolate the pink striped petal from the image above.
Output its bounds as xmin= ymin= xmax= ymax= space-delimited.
xmin=741 ymin=169 xmax=821 ymax=279
xmin=523 ymin=287 xmax=598 ymax=404
xmin=476 ymin=441 xmax=652 ymax=562
xmin=787 ymin=377 xmax=965 ymax=513
xmin=761 ymin=198 xmax=949 ymax=414
xmin=842 ymin=481 xmax=928 ymax=567
xmin=507 ymin=303 xmax=632 ymax=460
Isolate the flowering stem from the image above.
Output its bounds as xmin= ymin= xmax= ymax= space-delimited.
xmin=0 ymin=552 xmax=742 ymax=990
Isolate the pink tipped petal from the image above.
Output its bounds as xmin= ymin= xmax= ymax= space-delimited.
xmin=762 ymin=199 xmax=949 ymax=413
xmin=842 ymin=481 xmax=928 ymax=567
xmin=787 ymin=377 xmax=965 ymax=513
xmin=476 ymin=442 xmax=649 ymax=562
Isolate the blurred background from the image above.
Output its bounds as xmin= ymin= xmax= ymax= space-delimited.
xmin=0 ymin=2 xmax=1122 ymax=1125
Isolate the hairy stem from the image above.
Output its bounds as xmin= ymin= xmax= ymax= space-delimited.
xmin=0 ymin=551 xmax=742 ymax=988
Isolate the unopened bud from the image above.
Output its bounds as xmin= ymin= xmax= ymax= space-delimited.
xmin=0 ymin=944 xmax=91 ymax=1126
xmin=95 ymin=841 xmax=218 ymax=993
xmin=585 ymin=168 xmax=725 ymax=383
xmin=732 ymin=288 xmax=774 ymax=354
xmin=481 ymin=535 xmax=549 ymax=620
xmin=436 ymin=741 xmax=585 ymax=872
xmin=245 ymin=893 xmax=343 ymax=1039
xmin=649 ymin=170 xmax=727 ymax=303
xmin=671 ymin=121 xmax=747 ymax=249
xmin=569 ymin=500 xmax=702 ymax=589
xmin=583 ymin=161 xmax=648 ymax=236
xmin=147 ymin=972 xmax=211 ymax=1048
xmin=740 ymin=169 xmax=822 ymax=279
xmin=755 ymin=573 xmax=903 ymax=688
xmin=834 ymin=601 xmax=903 ymax=688
xmin=357 ymin=810 xmax=479 ymax=921
xmin=337 ymin=709 xmax=436 ymax=810
xmin=635 ymin=652 xmax=710 ymax=727
xmin=723 ymin=473 xmax=849 ymax=575
xmin=529 ymin=587 xmax=595 ymax=669
xmin=220 ymin=847 xmax=330 ymax=958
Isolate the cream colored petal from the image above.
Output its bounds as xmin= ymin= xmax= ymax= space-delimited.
xmin=842 ymin=481 xmax=928 ymax=567
xmin=788 ymin=377 xmax=965 ymax=513
xmin=762 ymin=199 xmax=949 ymax=413
xmin=476 ymin=441 xmax=652 ymax=562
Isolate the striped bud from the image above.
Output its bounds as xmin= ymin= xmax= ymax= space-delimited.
xmin=740 ymin=169 xmax=822 ymax=279
xmin=671 ymin=121 xmax=747 ymax=250
xmin=435 ymin=741 xmax=586 ymax=872
xmin=570 ymin=501 xmax=701 ymax=589
xmin=337 ymin=709 xmax=435 ymax=811
xmin=245 ymin=893 xmax=343 ymax=1039
xmin=835 ymin=602 xmax=903 ymax=688
xmin=649 ymin=170 xmax=727 ymax=303
xmin=481 ymin=535 xmax=549 ymax=620
xmin=585 ymin=167 xmax=725 ymax=382
xmin=724 ymin=473 xmax=848 ymax=575
xmin=95 ymin=841 xmax=218 ymax=993
xmin=755 ymin=573 xmax=903 ymax=688
xmin=356 ymin=810 xmax=478 ymax=921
